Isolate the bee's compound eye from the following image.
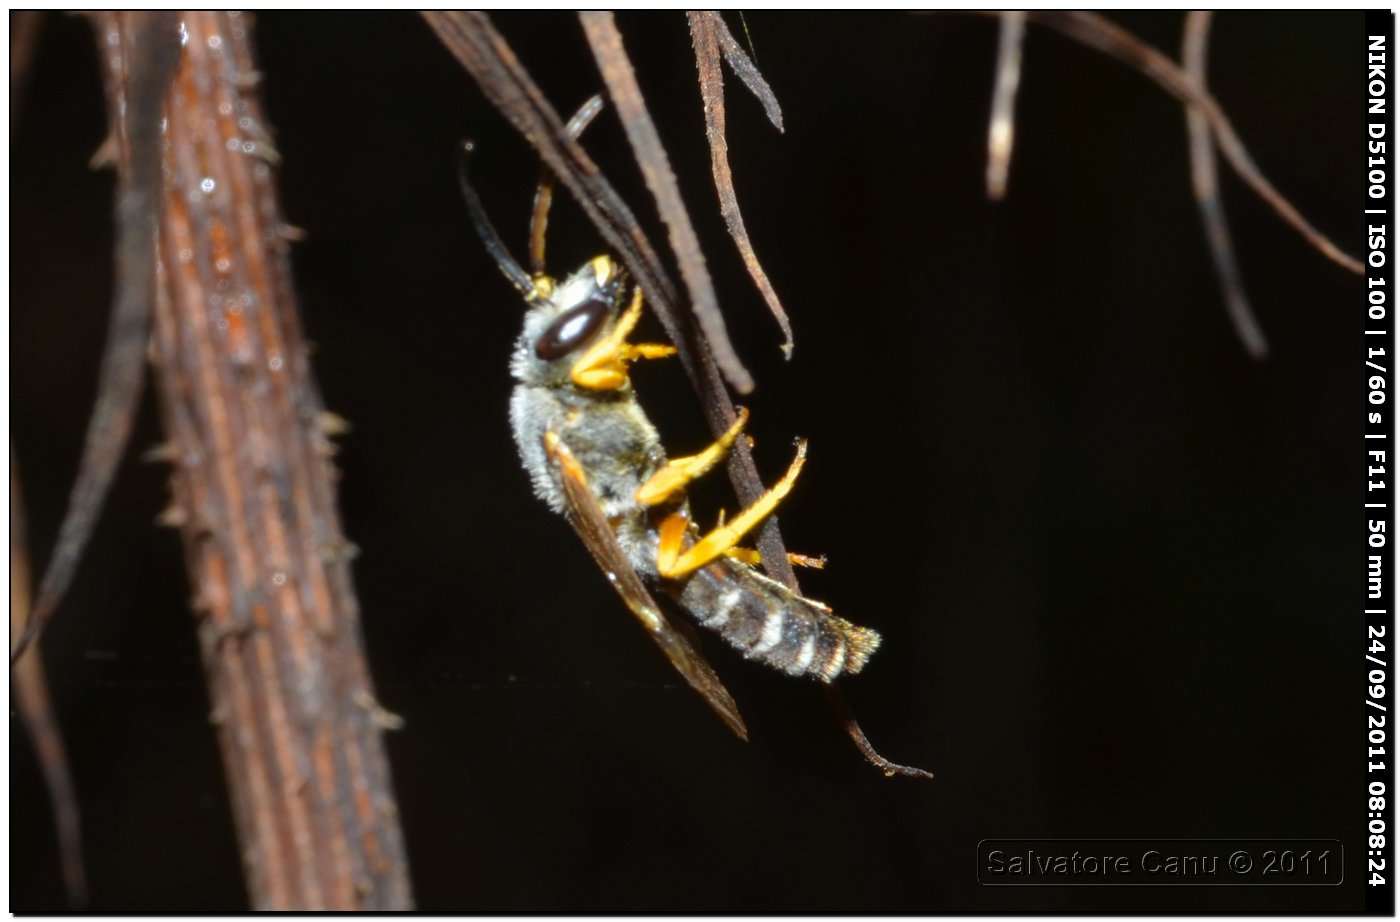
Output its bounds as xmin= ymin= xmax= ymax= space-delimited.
xmin=536 ymin=298 xmax=611 ymax=359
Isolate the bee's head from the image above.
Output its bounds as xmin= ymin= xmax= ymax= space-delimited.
xmin=455 ymin=135 xmax=632 ymax=388
xmin=511 ymin=255 xmax=628 ymax=387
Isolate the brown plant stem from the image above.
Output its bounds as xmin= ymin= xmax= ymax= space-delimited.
xmin=1182 ymin=11 xmax=1267 ymax=360
xmin=706 ymin=11 xmax=784 ymax=133
xmin=688 ymin=11 xmax=795 ymax=358
xmin=985 ymin=11 xmax=1026 ymax=201
xmin=10 ymin=10 xmax=174 ymax=665
xmin=89 ymin=11 xmax=412 ymax=909
xmin=580 ymin=11 xmax=753 ymax=394
xmin=12 ymin=454 xmax=87 ymax=905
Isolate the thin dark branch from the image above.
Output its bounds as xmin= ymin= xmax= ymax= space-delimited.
xmin=12 ymin=11 xmax=180 ymax=664
xmin=581 ymin=11 xmax=754 ymax=393
xmin=985 ymin=11 xmax=1026 ymax=201
xmin=683 ymin=15 xmax=928 ymax=775
xmin=1017 ymin=11 xmax=1363 ymax=275
xmin=1183 ymin=11 xmax=1267 ymax=360
xmin=689 ymin=11 xmax=795 ymax=358
xmin=688 ymin=13 xmax=925 ymax=774
xmin=823 ymin=686 xmax=934 ymax=780
xmin=11 ymin=454 xmax=87 ymax=906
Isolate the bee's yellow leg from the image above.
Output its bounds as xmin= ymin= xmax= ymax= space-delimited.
xmin=636 ymin=407 xmax=750 ymax=507
xmin=724 ymin=547 xmax=827 ymax=569
xmin=624 ymin=343 xmax=677 ymax=361
xmin=716 ymin=510 xmax=825 ymax=568
xmin=656 ymin=439 xmax=808 ymax=580
xmin=571 ymin=286 xmax=677 ymax=390
xmin=725 ymin=546 xmax=762 ymax=565
xmin=715 ymin=510 xmax=763 ymax=564
xmin=571 ymin=286 xmax=643 ymax=390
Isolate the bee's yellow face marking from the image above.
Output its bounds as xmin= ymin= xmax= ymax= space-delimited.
xmin=530 ymin=275 xmax=555 ymax=302
xmin=591 ymin=255 xmax=615 ymax=288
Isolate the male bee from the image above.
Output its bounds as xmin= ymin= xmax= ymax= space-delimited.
xmin=459 ymin=100 xmax=880 ymax=739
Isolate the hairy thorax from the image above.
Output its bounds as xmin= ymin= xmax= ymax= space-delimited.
xmin=510 ymin=380 xmax=666 ymax=573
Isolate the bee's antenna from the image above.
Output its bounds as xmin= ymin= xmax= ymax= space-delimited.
xmin=529 ymin=94 xmax=606 ymax=275
xmin=457 ymin=140 xmax=537 ymax=300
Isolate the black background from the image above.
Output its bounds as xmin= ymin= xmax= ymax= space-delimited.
xmin=11 ymin=11 xmax=1367 ymax=912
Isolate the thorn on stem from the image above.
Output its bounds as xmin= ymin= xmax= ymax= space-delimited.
xmin=88 ymin=134 xmax=118 ymax=170
xmin=317 ymin=412 xmax=352 ymax=436
xmin=156 ymin=503 xmax=188 ymax=528
xmin=142 ymin=441 xmax=178 ymax=463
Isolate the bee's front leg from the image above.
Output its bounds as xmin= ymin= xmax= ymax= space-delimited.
xmin=570 ymin=286 xmax=676 ymax=391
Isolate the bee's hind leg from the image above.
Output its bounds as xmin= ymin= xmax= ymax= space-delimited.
xmin=725 ymin=546 xmax=828 ymax=569
xmin=715 ymin=510 xmax=826 ymax=569
xmin=655 ymin=438 xmax=808 ymax=580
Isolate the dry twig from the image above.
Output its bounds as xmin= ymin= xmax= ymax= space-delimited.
xmin=581 ymin=11 xmax=754 ymax=393
xmin=11 ymin=456 xmax=87 ymax=906
xmin=985 ymin=11 xmax=1026 ymax=201
xmin=11 ymin=11 xmax=176 ymax=665
xmin=589 ymin=14 xmax=926 ymax=774
xmin=709 ymin=12 xmax=784 ymax=132
xmin=1182 ymin=11 xmax=1267 ymax=359
xmin=1015 ymin=11 xmax=1363 ymax=275
xmin=824 ymin=685 xmax=934 ymax=780
xmin=688 ymin=11 xmax=794 ymax=358
xmin=86 ymin=12 xmax=412 ymax=908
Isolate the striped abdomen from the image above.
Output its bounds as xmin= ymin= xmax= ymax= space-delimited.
xmin=667 ymin=558 xmax=880 ymax=681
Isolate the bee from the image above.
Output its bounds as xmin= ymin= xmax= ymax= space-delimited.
xmin=459 ymin=103 xmax=880 ymax=740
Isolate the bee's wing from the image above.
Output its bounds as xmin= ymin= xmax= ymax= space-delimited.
xmin=544 ymin=432 xmax=748 ymax=741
